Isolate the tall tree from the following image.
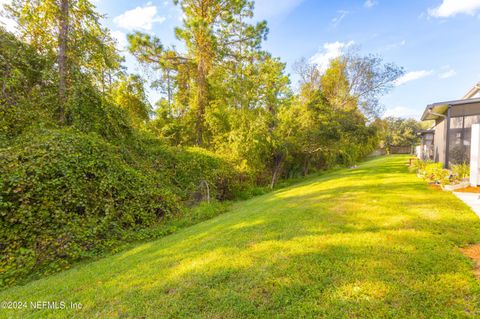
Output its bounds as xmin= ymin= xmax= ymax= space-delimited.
xmin=173 ymin=0 xmax=219 ymax=145
xmin=129 ymin=0 xmax=267 ymax=146
xmin=5 ymin=0 xmax=122 ymax=123
xmin=127 ymin=32 xmax=193 ymax=112
xmin=307 ymin=50 xmax=404 ymax=120
xmin=58 ymin=0 xmax=69 ymax=122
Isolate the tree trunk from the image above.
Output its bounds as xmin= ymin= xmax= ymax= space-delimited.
xmin=166 ymin=69 xmax=173 ymax=107
xmin=58 ymin=0 xmax=69 ymax=124
xmin=303 ymin=156 xmax=310 ymax=176
xmin=270 ymin=153 xmax=284 ymax=189
xmin=196 ymin=60 xmax=207 ymax=146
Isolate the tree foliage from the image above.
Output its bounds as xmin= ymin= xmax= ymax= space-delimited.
xmin=5 ymin=0 xmax=123 ymax=122
xmin=110 ymin=75 xmax=152 ymax=129
xmin=377 ymin=117 xmax=421 ymax=152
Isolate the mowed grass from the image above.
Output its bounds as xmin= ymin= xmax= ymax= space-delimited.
xmin=1 ymin=155 xmax=480 ymax=318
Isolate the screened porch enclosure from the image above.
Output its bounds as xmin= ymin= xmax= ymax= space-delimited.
xmin=421 ymin=97 xmax=480 ymax=168
xmin=447 ymin=107 xmax=480 ymax=165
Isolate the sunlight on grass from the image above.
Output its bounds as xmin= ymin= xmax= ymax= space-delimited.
xmin=335 ymin=280 xmax=389 ymax=302
xmin=1 ymin=155 xmax=480 ymax=318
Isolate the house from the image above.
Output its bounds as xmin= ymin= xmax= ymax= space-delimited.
xmin=420 ymin=82 xmax=480 ymax=168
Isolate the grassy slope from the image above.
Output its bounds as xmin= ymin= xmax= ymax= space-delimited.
xmin=1 ymin=155 xmax=480 ymax=318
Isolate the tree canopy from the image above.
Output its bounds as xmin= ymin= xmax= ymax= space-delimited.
xmin=377 ymin=117 xmax=422 ymax=152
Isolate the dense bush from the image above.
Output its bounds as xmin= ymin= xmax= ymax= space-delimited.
xmin=409 ymin=158 xmax=430 ymax=174
xmin=0 ymin=128 xmax=247 ymax=286
xmin=451 ymin=163 xmax=470 ymax=181
xmin=0 ymin=29 xmax=57 ymax=143
xmin=424 ymin=163 xmax=450 ymax=185
xmin=120 ymin=135 xmax=248 ymax=202
xmin=159 ymin=146 xmax=246 ymax=201
xmin=0 ymin=129 xmax=181 ymax=286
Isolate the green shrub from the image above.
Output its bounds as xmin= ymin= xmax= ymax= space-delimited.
xmin=234 ymin=186 xmax=270 ymax=200
xmin=0 ymin=128 xmax=249 ymax=287
xmin=0 ymin=129 xmax=181 ymax=287
xmin=136 ymin=138 xmax=247 ymax=202
xmin=0 ymin=29 xmax=57 ymax=142
xmin=409 ymin=158 xmax=431 ymax=174
xmin=423 ymin=162 xmax=450 ymax=185
xmin=451 ymin=163 xmax=469 ymax=181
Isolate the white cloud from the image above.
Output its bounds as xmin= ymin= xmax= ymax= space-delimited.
xmin=429 ymin=0 xmax=480 ymax=17
xmin=111 ymin=30 xmax=128 ymax=50
xmin=384 ymin=106 xmax=421 ymax=119
xmin=331 ymin=10 xmax=349 ymax=28
xmin=310 ymin=41 xmax=355 ymax=72
xmin=438 ymin=66 xmax=456 ymax=79
xmin=364 ymin=0 xmax=377 ymax=8
xmin=113 ymin=3 xmax=165 ymax=31
xmin=394 ymin=70 xmax=433 ymax=86
xmin=254 ymin=0 xmax=304 ymax=20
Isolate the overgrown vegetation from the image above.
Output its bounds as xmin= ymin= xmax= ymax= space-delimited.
xmin=0 ymin=0 xmax=403 ymax=286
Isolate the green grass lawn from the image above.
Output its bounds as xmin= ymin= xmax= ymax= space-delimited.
xmin=1 ymin=155 xmax=480 ymax=318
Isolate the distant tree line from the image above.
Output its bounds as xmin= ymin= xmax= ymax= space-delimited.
xmin=375 ymin=117 xmax=423 ymax=153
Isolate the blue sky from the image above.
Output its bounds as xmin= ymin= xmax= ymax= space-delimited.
xmin=2 ymin=0 xmax=480 ymax=119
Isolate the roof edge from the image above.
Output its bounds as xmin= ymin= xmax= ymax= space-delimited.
xmin=463 ymin=82 xmax=480 ymax=99
xmin=420 ymin=97 xmax=480 ymax=121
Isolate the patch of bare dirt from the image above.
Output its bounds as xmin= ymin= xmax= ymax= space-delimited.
xmin=461 ymin=244 xmax=480 ymax=279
